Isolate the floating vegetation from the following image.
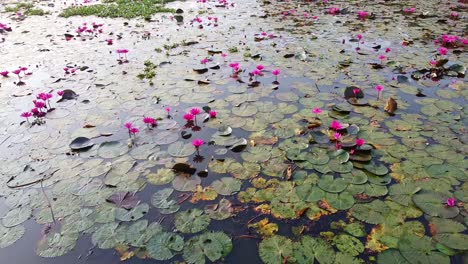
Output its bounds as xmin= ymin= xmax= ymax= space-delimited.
xmin=0 ymin=0 xmax=467 ymax=263
xmin=60 ymin=0 xmax=175 ymax=19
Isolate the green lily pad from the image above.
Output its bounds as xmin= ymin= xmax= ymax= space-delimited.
xmin=168 ymin=141 xmax=196 ymax=157
xmin=205 ymin=198 xmax=233 ymax=220
xmin=115 ymin=203 xmax=149 ymax=222
xmin=412 ymin=191 xmax=459 ymax=218
xmin=326 ymin=192 xmax=355 ymax=210
xmin=98 ymin=141 xmax=128 ymax=159
xmin=2 ymin=206 xmax=31 ymax=227
xmin=147 ymin=168 xmax=175 ymax=185
xmin=0 ymin=224 xmax=24 ymax=248
xmin=91 ymin=222 xmax=124 ymax=249
xmin=172 ymin=175 xmax=201 ymax=192
xmin=318 ymin=175 xmax=348 ymax=193
xmin=183 ymin=231 xmax=232 ymax=264
xmin=364 ymin=162 xmax=389 ymax=176
xmin=37 ymin=230 xmax=79 ymax=257
xmin=351 ymin=200 xmax=390 ymax=224
xmin=377 ymin=249 xmax=410 ymax=264
xmin=211 ymin=177 xmax=242 ymax=195
xmin=259 ymin=235 xmax=294 ymax=264
xmin=333 ymin=234 xmax=364 ymax=256
xmin=389 ymin=184 xmax=421 ymax=206
xmin=175 ymin=209 xmax=210 ymax=233
xmin=147 ymin=232 xmax=184 ymax=260
xmin=398 ymin=235 xmax=450 ymax=264
xmin=434 ymin=233 xmax=468 ymax=250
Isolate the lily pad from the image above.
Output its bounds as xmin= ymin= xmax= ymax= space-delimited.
xmin=0 ymin=224 xmax=24 ymax=248
xmin=147 ymin=232 xmax=184 ymax=260
xmin=183 ymin=231 xmax=232 ymax=264
xmin=69 ymin=137 xmax=94 ymax=150
xmin=175 ymin=209 xmax=210 ymax=233
xmin=259 ymin=235 xmax=294 ymax=264
xmin=147 ymin=168 xmax=175 ymax=185
xmin=412 ymin=191 xmax=459 ymax=218
xmin=115 ymin=203 xmax=149 ymax=222
xmin=168 ymin=142 xmax=196 ymax=157
xmin=211 ymin=177 xmax=242 ymax=195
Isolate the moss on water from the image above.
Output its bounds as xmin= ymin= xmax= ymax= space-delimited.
xmin=60 ymin=0 xmax=175 ymax=19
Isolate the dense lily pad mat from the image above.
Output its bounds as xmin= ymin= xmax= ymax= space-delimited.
xmin=0 ymin=0 xmax=467 ymax=263
xmin=60 ymin=0 xmax=175 ymax=19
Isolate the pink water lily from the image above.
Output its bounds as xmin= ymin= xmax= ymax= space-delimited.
xmin=190 ymin=108 xmax=202 ymax=115
xmin=192 ymin=138 xmax=205 ymax=148
xmin=356 ymin=138 xmax=365 ymax=147
xmin=200 ymin=58 xmax=209 ymax=64
xmin=446 ymin=198 xmax=456 ymax=207
xmin=353 ymin=88 xmax=361 ymax=97
xmin=328 ymin=7 xmax=340 ymax=15
xmin=209 ymin=110 xmax=217 ymax=118
xmin=333 ymin=133 xmax=341 ymax=150
xmin=143 ymin=117 xmax=156 ymax=128
xmin=129 ymin=127 xmax=139 ymax=135
xmin=106 ymin=39 xmax=113 ymax=45
xmin=183 ymin=113 xmax=194 ymax=121
xmin=0 ymin=71 xmax=8 ymax=77
xmin=57 ymin=90 xmax=64 ymax=96
xmin=375 ymin=85 xmax=383 ymax=100
xmin=330 ymin=120 xmax=342 ymax=130
xmin=124 ymin=122 xmax=133 ymax=129
xmin=312 ymin=107 xmax=322 ymax=116
xmin=378 ymin=55 xmax=386 ymax=64
xmin=385 ymin=47 xmax=391 ymax=53
xmin=272 ymin=69 xmax=280 ymax=82
xmin=221 ymin=53 xmax=228 ymax=58
xmin=438 ymin=47 xmax=448 ymax=56
xmin=357 ymin=11 xmax=369 ymax=20
xmin=450 ymin=12 xmax=458 ymax=18
xmin=33 ymin=100 xmax=46 ymax=109
xmin=21 ymin=112 xmax=32 ymax=123
xmin=256 ymin=65 xmax=265 ymax=71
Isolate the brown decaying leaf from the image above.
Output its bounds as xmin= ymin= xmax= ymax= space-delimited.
xmin=384 ymin=97 xmax=397 ymax=114
xmin=250 ymin=136 xmax=278 ymax=145
xmin=366 ymin=225 xmax=389 ymax=253
xmin=428 ymin=223 xmax=437 ymax=237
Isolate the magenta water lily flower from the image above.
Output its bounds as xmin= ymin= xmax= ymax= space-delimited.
xmin=221 ymin=53 xmax=227 ymax=58
xmin=353 ymin=88 xmax=361 ymax=97
xmin=190 ymin=108 xmax=202 ymax=115
xmin=356 ymin=138 xmax=365 ymax=147
xmin=375 ymin=85 xmax=383 ymax=100
xmin=209 ymin=110 xmax=217 ymax=118
xmin=385 ymin=47 xmax=391 ymax=53
xmin=272 ymin=69 xmax=280 ymax=81
xmin=438 ymin=47 xmax=448 ymax=56
xmin=143 ymin=116 xmax=156 ymax=128
xmin=57 ymin=90 xmax=64 ymax=96
xmin=183 ymin=113 xmax=195 ymax=121
xmin=328 ymin=7 xmax=340 ymax=15
xmin=21 ymin=112 xmax=32 ymax=123
xmin=333 ymin=132 xmax=341 ymax=140
xmin=106 ymin=39 xmax=113 ymax=45
xmin=129 ymin=127 xmax=139 ymax=135
xmin=116 ymin=49 xmax=129 ymax=62
xmin=450 ymin=12 xmax=458 ymax=18
xmin=403 ymin=7 xmax=416 ymax=14
xmin=357 ymin=11 xmax=369 ymax=20
xmin=192 ymin=138 xmax=205 ymax=149
xmin=200 ymin=58 xmax=209 ymax=64
xmin=446 ymin=198 xmax=456 ymax=207
xmin=330 ymin=120 xmax=342 ymax=130
xmin=0 ymin=71 xmax=8 ymax=77
xmin=312 ymin=107 xmax=322 ymax=116
xmin=13 ymin=69 xmax=21 ymax=75
xmin=33 ymin=100 xmax=46 ymax=109
xmin=124 ymin=122 xmax=133 ymax=129
xmin=356 ymin=34 xmax=363 ymax=41
xmin=256 ymin=65 xmax=265 ymax=71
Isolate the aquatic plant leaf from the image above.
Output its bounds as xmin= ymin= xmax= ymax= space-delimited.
xmin=98 ymin=141 xmax=128 ymax=159
xmin=183 ymin=231 xmax=232 ymax=264
xmin=69 ymin=137 xmax=94 ymax=150
xmin=333 ymin=234 xmax=364 ymax=256
xmin=106 ymin=192 xmax=139 ymax=209
xmin=318 ymin=175 xmax=348 ymax=193
xmin=412 ymin=191 xmax=459 ymax=218
xmin=434 ymin=233 xmax=468 ymax=250
xmin=0 ymin=224 xmax=24 ymax=248
xmin=175 ymin=209 xmax=210 ymax=233
xmin=147 ymin=232 xmax=184 ymax=260
xmin=37 ymin=231 xmax=78 ymax=257
xmin=204 ymin=198 xmax=232 ymax=220
xmin=429 ymin=217 xmax=466 ymax=233
xmin=344 ymin=222 xmax=366 ymax=237
xmin=377 ymin=249 xmax=410 ymax=264
xmin=91 ymin=222 xmax=123 ymax=249
xmin=211 ymin=177 xmax=242 ymax=195
xmin=172 ymin=175 xmax=201 ymax=192
xmin=115 ymin=203 xmax=149 ymax=222
xmin=153 ymin=131 xmax=179 ymax=145
xmin=364 ymin=162 xmax=389 ymax=176
xmin=389 ymin=184 xmax=421 ymax=206
xmin=351 ymin=200 xmax=390 ymax=224
xmin=1 ymin=206 xmax=31 ymax=227
xmin=326 ymin=192 xmax=355 ymax=210
xmin=191 ymin=185 xmax=218 ymax=203
xmin=168 ymin=142 xmax=196 ymax=157
xmin=398 ymin=235 xmax=449 ymax=264
xmin=147 ymin=168 xmax=175 ymax=185
xmin=259 ymin=235 xmax=294 ymax=264
xmin=248 ymin=218 xmax=278 ymax=237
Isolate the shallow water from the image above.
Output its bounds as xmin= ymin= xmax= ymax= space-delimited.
xmin=0 ymin=0 xmax=467 ymax=263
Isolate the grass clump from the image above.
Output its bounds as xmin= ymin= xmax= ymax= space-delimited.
xmin=4 ymin=3 xmax=48 ymax=16
xmin=137 ymin=60 xmax=157 ymax=86
xmin=60 ymin=0 xmax=175 ymax=19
